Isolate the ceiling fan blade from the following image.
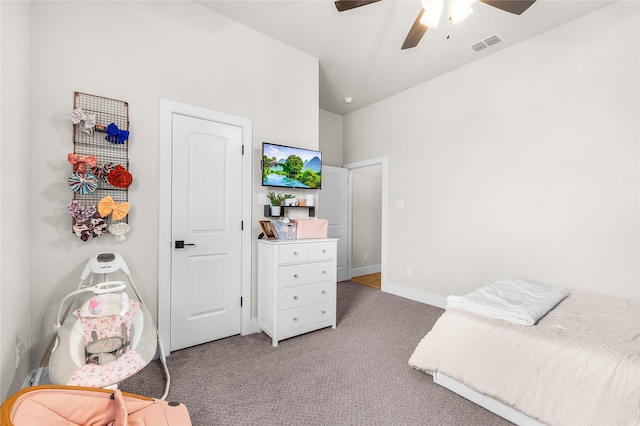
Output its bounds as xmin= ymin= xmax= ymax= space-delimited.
xmin=335 ymin=0 xmax=382 ymax=12
xmin=401 ymin=9 xmax=428 ymax=50
xmin=479 ymin=0 xmax=536 ymax=15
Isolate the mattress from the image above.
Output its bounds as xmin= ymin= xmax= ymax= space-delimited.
xmin=409 ymin=290 xmax=640 ymax=425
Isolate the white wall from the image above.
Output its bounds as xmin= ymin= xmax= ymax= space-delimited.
xmin=319 ymin=109 xmax=343 ymax=167
xmin=344 ymin=1 xmax=639 ymax=302
xmin=1 ymin=0 xmax=318 ymax=399
xmin=320 ymin=109 xmax=384 ymax=277
xmin=351 ymin=165 xmax=382 ymax=272
xmin=0 ymin=0 xmax=32 ymax=399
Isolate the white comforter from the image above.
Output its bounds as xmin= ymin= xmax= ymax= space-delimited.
xmin=445 ymin=278 xmax=569 ymax=326
xmin=409 ymin=290 xmax=640 ymax=426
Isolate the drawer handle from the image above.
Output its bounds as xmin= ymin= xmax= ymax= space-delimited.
xmin=293 ymin=317 xmax=298 ymax=322
xmin=321 ymin=270 xmax=326 ymax=274
xmin=322 ymin=249 xmax=327 ymax=253
xmin=321 ymin=310 xmax=326 ymax=315
xmin=293 ymin=251 xmax=298 ymax=256
xmin=293 ymin=274 xmax=299 ymax=279
xmin=321 ymin=290 xmax=326 ymax=295
xmin=293 ymin=296 xmax=298 ymax=300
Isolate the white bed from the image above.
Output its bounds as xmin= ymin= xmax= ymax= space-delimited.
xmin=409 ymin=286 xmax=640 ymax=425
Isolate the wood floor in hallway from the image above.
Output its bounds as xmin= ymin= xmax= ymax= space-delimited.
xmin=349 ymin=272 xmax=381 ymax=290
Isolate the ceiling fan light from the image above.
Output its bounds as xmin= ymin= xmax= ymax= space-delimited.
xmin=420 ymin=0 xmax=444 ymax=28
xmin=450 ymin=0 xmax=474 ymax=24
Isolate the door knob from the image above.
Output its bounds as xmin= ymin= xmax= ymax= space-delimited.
xmin=175 ymin=240 xmax=195 ymax=249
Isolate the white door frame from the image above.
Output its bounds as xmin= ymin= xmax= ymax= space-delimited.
xmin=158 ymin=99 xmax=253 ymax=354
xmin=343 ymin=157 xmax=388 ymax=292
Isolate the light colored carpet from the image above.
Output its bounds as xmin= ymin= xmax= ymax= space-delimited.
xmin=120 ymin=281 xmax=513 ymax=425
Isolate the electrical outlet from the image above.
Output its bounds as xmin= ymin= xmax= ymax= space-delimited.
xmin=406 ymin=268 xmax=412 ymax=277
xmin=15 ymin=341 xmax=22 ymax=369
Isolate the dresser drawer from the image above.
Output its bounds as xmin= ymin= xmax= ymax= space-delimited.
xmin=278 ymin=244 xmax=308 ymax=264
xmin=278 ymin=281 xmax=335 ymax=311
xmin=279 ymin=301 xmax=335 ymax=333
xmin=278 ymin=261 xmax=336 ymax=288
xmin=308 ymin=241 xmax=335 ymax=261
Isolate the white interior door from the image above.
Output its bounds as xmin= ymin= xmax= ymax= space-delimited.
xmin=170 ymin=113 xmax=243 ymax=351
xmin=318 ymin=166 xmax=349 ymax=281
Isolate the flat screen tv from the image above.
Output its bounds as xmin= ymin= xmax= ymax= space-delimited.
xmin=262 ymin=142 xmax=322 ymax=189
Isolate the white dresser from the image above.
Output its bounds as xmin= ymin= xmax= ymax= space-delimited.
xmin=258 ymin=238 xmax=337 ymax=347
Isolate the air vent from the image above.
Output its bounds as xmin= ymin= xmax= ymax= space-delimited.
xmin=471 ymin=41 xmax=488 ymax=52
xmin=470 ymin=34 xmax=502 ymax=52
xmin=484 ymin=35 xmax=501 ymax=46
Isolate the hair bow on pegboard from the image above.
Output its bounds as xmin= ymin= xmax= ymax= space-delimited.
xmin=68 ymin=201 xmax=97 ymax=225
xmin=73 ymin=214 xmax=107 ymax=242
xmin=67 ymin=153 xmax=97 ymax=173
xmin=68 ymin=172 xmax=98 ymax=195
xmin=105 ymin=123 xmax=130 ymax=144
xmin=108 ymin=223 xmax=131 ymax=242
xmin=107 ymin=165 xmax=133 ymax=189
xmin=98 ymin=195 xmax=129 ymax=221
xmin=70 ymin=108 xmax=97 ymax=135
xmin=91 ymin=162 xmax=115 ymax=182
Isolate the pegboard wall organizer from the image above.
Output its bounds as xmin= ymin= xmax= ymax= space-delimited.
xmin=69 ymin=91 xmax=131 ymax=239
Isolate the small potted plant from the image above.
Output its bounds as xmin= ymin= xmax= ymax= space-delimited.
xmin=267 ymin=192 xmax=284 ymax=216
xmin=283 ymin=194 xmax=299 ymax=206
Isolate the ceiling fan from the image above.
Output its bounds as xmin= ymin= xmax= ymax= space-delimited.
xmin=335 ymin=0 xmax=536 ymax=50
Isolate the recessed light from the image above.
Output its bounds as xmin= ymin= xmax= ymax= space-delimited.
xmin=343 ymin=97 xmax=354 ymax=104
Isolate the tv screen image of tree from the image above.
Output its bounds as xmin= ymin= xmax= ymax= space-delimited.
xmin=262 ymin=143 xmax=322 ymax=189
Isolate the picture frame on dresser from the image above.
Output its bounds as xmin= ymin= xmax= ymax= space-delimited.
xmin=259 ymin=220 xmax=278 ymax=240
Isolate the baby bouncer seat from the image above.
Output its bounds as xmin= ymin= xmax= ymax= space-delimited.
xmin=34 ymin=252 xmax=170 ymax=400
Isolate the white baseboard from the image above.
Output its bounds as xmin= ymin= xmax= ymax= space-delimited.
xmin=382 ymin=282 xmax=447 ymax=309
xmin=243 ymin=317 xmax=259 ymax=335
xmin=350 ymin=264 xmax=381 ymax=277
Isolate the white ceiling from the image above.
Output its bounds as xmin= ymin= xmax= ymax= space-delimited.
xmin=197 ymin=0 xmax=613 ymax=115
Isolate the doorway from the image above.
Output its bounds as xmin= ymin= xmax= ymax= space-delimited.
xmin=158 ymin=99 xmax=253 ymax=354
xmin=349 ymin=164 xmax=382 ymax=289
xmin=345 ymin=157 xmax=388 ymax=292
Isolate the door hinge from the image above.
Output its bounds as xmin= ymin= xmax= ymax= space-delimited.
xmin=241 ymin=220 xmax=244 ymax=231
xmin=242 ymin=145 xmax=245 ymax=155
xmin=240 ymin=297 xmax=243 ymax=307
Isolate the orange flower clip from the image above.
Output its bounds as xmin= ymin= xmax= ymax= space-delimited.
xmin=107 ymin=165 xmax=133 ymax=189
